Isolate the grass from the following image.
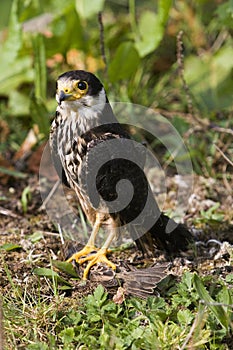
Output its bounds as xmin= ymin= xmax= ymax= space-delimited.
xmin=0 ymin=1 xmax=233 ymax=349
xmin=2 ymin=263 xmax=233 ymax=349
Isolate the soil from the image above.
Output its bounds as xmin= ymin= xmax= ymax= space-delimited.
xmin=0 ymin=169 xmax=233 ymax=300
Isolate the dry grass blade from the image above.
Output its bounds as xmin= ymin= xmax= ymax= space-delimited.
xmin=0 ymin=206 xmax=19 ymax=218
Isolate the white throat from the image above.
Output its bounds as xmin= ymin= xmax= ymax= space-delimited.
xmin=56 ymin=87 xmax=107 ymax=134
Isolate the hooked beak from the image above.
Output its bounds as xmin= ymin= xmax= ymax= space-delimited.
xmin=57 ymin=90 xmax=73 ymax=105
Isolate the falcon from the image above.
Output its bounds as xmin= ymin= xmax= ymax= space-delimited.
xmin=50 ymin=70 xmax=193 ymax=279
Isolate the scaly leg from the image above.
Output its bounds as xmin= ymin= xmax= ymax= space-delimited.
xmin=66 ymin=213 xmax=101 ymax=263
xmin=80 ymin=228 xmax=117 ymax=280
xmin=66 ymin=214 xmax=117 ymax=279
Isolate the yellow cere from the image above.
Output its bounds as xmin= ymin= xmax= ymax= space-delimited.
xmin=57 ymin=79 xmax=88 ymax=100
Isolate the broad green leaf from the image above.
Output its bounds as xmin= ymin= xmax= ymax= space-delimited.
xmin=108 ymin=42 xmax=140 ymax=82
xmin=226 ymin=274 xmax=233 ymax=283
xmin=135 ymin=12 xmax=162 ymax=58
xmin=75 ymin=0 xmax=105 ymax=19
xmin=27 ymin=231 xmax=44 ymax=243
xmin=131 ymin=327 xmax=144 ymax=339
xmin=0 ymin=0 xmax=22 ymax=65
xmin=26 ymin=342 xmax=49 ymax=350
xmin=94 ymin=284 xmax=106 ymax=302
xmin=59 ymin=327 xmax=75 ymax=344
xmin=33 ymin=267 xmax=72 ymax=286
xmin=0 ymin=1 xmax=12 ymax=29
xmin=0 ymin=0 xmax=32 ymax=95
xmin=33 ymin=267 xmax=59 ymax=278
xmin=217 ymin=284 xmax=233 ymax=311
xmin=48 ymin=9 xmax=86 ymax=54
xmin=193 ymin=274 xmax=229 ymax=330
xmin=134 ymin=0 xmax=172 ymax=57
xmin=53 ymin=260 xmax=79 ymax=278
xmin=0 ymin=56 xmax=33 ymax=94
xmin=0 ymin=243 xmax=21 ymax=251
xmin=8 ymin=90 xmax=30 ymax=116
xmin=215 ymin=0 xmax=233 ymax=29
xmin=184 ymin=46 xmax=233 ymax=111
xmin=88 ymin=313 xmax=101 ymax=323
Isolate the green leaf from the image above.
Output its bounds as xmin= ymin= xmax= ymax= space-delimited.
xmin=27 ymin=231 xmax=44 ymax=243
xmin=193 ymin=274 xmax=229 ymax=330
xmin=0 ymin=0 xmax=22 ymax=65
xmin=134 ymin=1 xmax=172 ymax=57
xmin=157 ymin=0 xmax=172 ymax=26
xmin=0 ymin=0 xmax=34 ymax=96
xmin=59 ymin=327 xmax=75 ymax=344
xmin=0 ymin=56 xmax=33 ymax=94
xmin=135 ymin=11 xmax=162 ymax=57
xmin=184 ymin=46 xmax=233 ymax=111
xmin=94 ymin=284 xmax=106 ymax=303
xmin=131 ymin=327 xmax=144 ymax=339
xmin=177 ymin=309 xmax=193 ymax=326
xmin=33 ymin=267 xmax=72 ymax=286
xmin=108 ymin=42 xmax=140 ymax=82
xmin=217 ymin=284 xmax=233 ymax=311
xmin=88 ymin=313 xmax=102 ymax=323
xmin=26 ymin=342 xmax=49 ymax=350
xmin=225 ymin=274 xmax=233 ymax=283
xmin=33 ymin=267 xmax=57 ymax=277
xmin=29 ymin=94 xmax=50 ymax=136
xmin=0 ymin=243 xmax=21 ymax=251
xmin=8 ymin=90 xmax=30 ymax=116
xmin=75 ymin=0 xmax=105 ymax=19
xmin=215 ymin=0 xmax=233 ymax=29
xmin=52 ymin=260 xmax=79 ymax=278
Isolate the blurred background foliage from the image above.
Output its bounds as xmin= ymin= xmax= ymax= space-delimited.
xmin=0 ymin=0 xmax=232 ymax=179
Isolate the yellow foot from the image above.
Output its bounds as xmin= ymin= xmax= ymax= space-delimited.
xmin=66 ymin=245 xmax=99 ymax=263
xmin=66 ymin=246 xmax=116 ymax=280
xmin=81 ymin=248 xmax=116 ymax=280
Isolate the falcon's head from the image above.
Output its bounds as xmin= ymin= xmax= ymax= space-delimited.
xmin=56 ymin=70 xmax=107 ymax=113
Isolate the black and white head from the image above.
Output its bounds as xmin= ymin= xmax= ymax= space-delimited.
xmin=55 ymin=70 xmax=118 ymax=134
xmin=56 ymin=70 xmax=107 ymax=113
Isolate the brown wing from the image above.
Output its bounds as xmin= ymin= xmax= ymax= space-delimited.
xmin=50 ymin=116 xmax=193 ymax=255
xmin=78 ymin=125 xmax=160 ymax=250
xmin=80 ymin=124 xmax=193 ymax=255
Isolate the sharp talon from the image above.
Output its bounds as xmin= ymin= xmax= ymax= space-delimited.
xmin=82 ymin=249 xmax=116 ymax=280
xmin=66 ymin=245 xmax=99 ymax=263
xmin=66 ymin=245 xmax=115 ymax=280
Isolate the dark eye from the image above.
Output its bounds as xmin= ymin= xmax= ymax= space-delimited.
xmin=77 ymin=81 xmax=87 ymax=90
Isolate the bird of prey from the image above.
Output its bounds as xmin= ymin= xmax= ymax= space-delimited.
xmin=50 ymin=70 xmax=193 ymax=279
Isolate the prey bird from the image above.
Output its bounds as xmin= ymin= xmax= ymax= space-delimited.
xmin=50 ymin=70 xmax=193 ymax=279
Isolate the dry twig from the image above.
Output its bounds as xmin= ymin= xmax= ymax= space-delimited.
xmin=98 ymin=12 xmax=107 ymax=72
xmin=214 ymin=144 xmax=233 ymax=167
xmin=0 ymin=206 xmax=19 ymax=218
